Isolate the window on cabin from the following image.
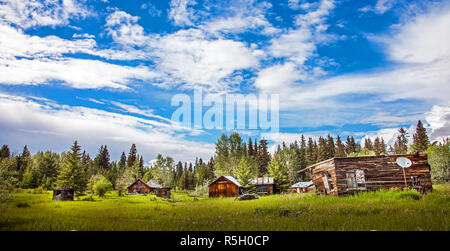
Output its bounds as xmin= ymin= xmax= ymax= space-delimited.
xmin=347 ymin=170 xmax=366 ymax=189
xmin=257 ymin=186 xmax=268 ymax=193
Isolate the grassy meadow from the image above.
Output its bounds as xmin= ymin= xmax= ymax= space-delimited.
xmin=1 ymin=184 xmax=449 ymax=231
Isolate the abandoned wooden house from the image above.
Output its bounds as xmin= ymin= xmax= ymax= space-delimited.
xmin=252 ymin=177 xmax=274 ymax=195
xmin=52 ymin=188 xmax=74 ymax=201
xmin=290 ymin=181 xmax=314 ymax=193
xmin=127 ymin=178 xmax=172 ymax=197
xmin=209 ymin=176 xmax=242 ymax=197
xmin=299 ymin=153 xmax=432 ymax=196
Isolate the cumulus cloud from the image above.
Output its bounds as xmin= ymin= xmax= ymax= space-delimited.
xmin=426 ymin=105 xmax=450 ymax=142
xmin=105 ymin=10 xmax=148 ymax=47
xmin=168 ymin=0 xmax=197 ymax=26
xmin=0 ymin=93 xmax=213 ymax=162
xmin=0 ymin=0 xmax=92 ymax=29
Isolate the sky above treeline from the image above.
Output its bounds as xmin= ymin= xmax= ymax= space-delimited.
xmin=0 ymin=0 xmax=449 ymax=164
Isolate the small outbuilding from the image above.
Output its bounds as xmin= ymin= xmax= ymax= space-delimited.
xmin=290 ymin=181 xmax=314 ymax=193
xmin=209 ymin=176 xmax=242 ymax=197
xmin=252 ymin=177 xmax=274 ymax=195
xmin=299 ymin=153 xmax=433 ymax=196
xmin=53 ymin=188 xmax=74 ymax=201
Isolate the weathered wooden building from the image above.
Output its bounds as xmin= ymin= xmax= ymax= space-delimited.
xmin=252 ymin=177 xmax=274 ymax=195
xmin=290 ymin=181 xmax=314 ymax=193
xmin=127 ymin=179 xmax=171 ymax=197
xmin=299 ymin=154 xmax=432 ymax=196
xmin=209 ymin=176 xmax=242 ymax=197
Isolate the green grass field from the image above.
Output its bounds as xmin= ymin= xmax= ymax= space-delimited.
xmin=1 ymin=185 xmax=449 ymax=231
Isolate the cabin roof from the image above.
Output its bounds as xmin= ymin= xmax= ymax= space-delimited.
xmin=298 ymin=153 xmax=429 ymax=173
xmin=147 ymin=179 xmax=162 ymax=188
xmin=252 ymin=177 xmax=274 ymax=185
xmin=291 ymin=181 xmax=314 ymax=188
xmin=211 ymin=176 xmax=242 ymax=187
xmin=127 ymin=178 xmax=151 ymax=189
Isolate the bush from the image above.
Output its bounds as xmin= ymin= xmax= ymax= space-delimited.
xmin=191 ymin=179 xmax=210 ymax=198
xmin=93 ymin=176 xmax=113 ymax=198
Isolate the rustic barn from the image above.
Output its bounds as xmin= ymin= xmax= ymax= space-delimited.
xmin=209 ymin=176 xmax=242 ymax=197
xmin=127 ymin=179 xmax=162 ymax=194
xmin=157 ymin=187 xmax=172 ymax=198
xmin=252 ymin=177 xmax=274 ymax=195
xmin=52 ymin=188 xmax=74 ymax=201
xmin=299 ymin=154 xmax=432 ymax=196
xmin=290 ymin=181 xmax=314 ymax=193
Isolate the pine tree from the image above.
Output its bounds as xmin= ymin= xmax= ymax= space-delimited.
xmin=255 ymin=139 xmax=270 ymax=176
xmin=17 ymin=145 xmax=32 ymax=181
xmin=0 ymin=145 xmax=10 ymax=159
xmin=118 ymin=152 xmax=127 ymax=169
xmin=306 ymin=137 xmax=316 ymax=166
xmin=394 ymin=128 xmax=408 ymax=154
xmin=412 ymin=120 xmax=429 ymax=153
xmin=95 ymin=145 xmax=110 ymax=172
xmin=139 ymin=156 xmax=145 ymax=178
xmin=127 ymin=144 xmax=137 ymax=168
xmin=317 ymin=137 xmax=328 ymax=162
xmin=267 ymin=154 xmax=290 ymax=192
xmin=57 ymin=141 xmax=87 ymax=196
xmin=326 ymin=134 xmax=335 ymax=159
xmin=373 ymin=137 xmax=382 ymax=156
xmin=364 ymin=138 xmax=373 ymax=150
xmin=335 ymin=136 xmax=346 ymax=157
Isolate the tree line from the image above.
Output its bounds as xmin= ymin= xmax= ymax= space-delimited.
xmin=0 ymin=120 xmax=448 ymax=199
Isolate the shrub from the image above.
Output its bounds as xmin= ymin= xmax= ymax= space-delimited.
xmin=93 ymin=176 xmax=113 ymax=198
xmin=191 ymin=179 xmax=210 ymax=197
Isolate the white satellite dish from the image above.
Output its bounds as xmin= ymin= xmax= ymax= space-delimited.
xmin=396 ymin=157 xmax=412 ymax=168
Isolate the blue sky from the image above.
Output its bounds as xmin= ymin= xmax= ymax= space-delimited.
xmin=0 ymin=0 xmax=449 ymax=163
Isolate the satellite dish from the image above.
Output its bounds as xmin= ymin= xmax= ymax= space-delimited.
xmin=396 ymin=157 xmax=412 ymax=168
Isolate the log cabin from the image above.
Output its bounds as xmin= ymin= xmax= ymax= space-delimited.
xmin=252 ymin=177 xmax=274 ymax=195
xmin=127 ymin=178 xmax=171 ymax=197
xmin=209 ymin=176 xmax=242 ymax=197
xmin=299 ymin=154 xmax=432 ymax=196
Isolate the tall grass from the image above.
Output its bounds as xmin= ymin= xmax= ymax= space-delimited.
xmin=0 ymin=185 xmax=448 ymax=231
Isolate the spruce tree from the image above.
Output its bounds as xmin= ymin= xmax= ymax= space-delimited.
xmin=306 ymin=137 xmax=316 ymax=166
xmin=0 ymin=145 xmax=10 ymax=159
xmin=317 ymin=137 xmax=328 ymax=162
xmin=57 ymin=141 xmax=87 ymax=196
xmin=118 ymin=152 xmax=127 ymax=169
xmin=255 ymin=139 xmax=270 ymax=176
xmin=236 ymin=156 xmax=255 ymax=193
xmin=127 ymin=144 xmax=137 ymax=168
xmin=335 ymin=136 xmax=346 ymax=157
xmin=139 ymin=156 xmax=145 ymax=178
xmin=412 ymin=120 xmax=429 ymax=153
xmin=394 ymin=128 xmax=408 ymax=154
xmin=267 ymin=154 xmax=290 ymax=192
xmin=326 ymin=134 xmax=335 ymax=159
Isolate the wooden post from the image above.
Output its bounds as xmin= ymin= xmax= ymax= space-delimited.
xmin=402 ymin=167 xmax=408 ymax=188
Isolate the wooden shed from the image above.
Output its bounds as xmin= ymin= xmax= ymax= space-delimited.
xmin=209 ymin=176 xmax=242 ymax=197
xmin=299 ymin=154 xmax=432 ymax=196
xmin=252 ymin=177 xmax=274 ymax=195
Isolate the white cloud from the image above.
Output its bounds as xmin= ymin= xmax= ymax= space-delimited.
xmin=168 ymin=0 xmax=197 ymax=27
xmin=426 ymin=105 xmax=450 ymax=142
xmin=151 ymin=29 xmax=262 ymax=91
xmin=105 ymin=10 xmax=148 ymax=47
xmin=0 ymin=57 xmax=157 ymax=89
xmin=359 ymin=0 xmax=395 ymax=15
xmin=0 ymin=0 xmax=92 ymax=29
xmin=375 ymin=6 xmax=450 ymax=64
xmin=0 ymin=93 xmax=213 ymax=162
